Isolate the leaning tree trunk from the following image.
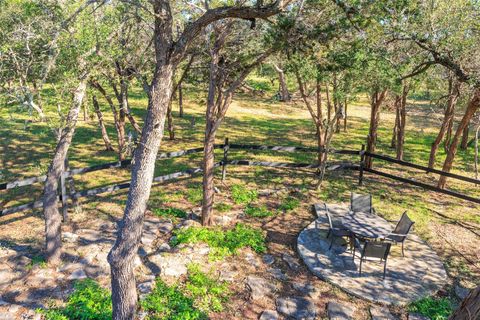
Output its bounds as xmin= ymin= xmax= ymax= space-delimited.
xmin=428 ymin=81 xmax=460 ymax=168
xmin=391 ymin=97 xmax=400 ymax=148
xmin=396 ymin=84 xmax=409 ymax=160
xmin=449 ymin=285 xmax=480 ymax=320
xmin=108 ymin=64 xmax=174 ymax=320
xmin=43 ymin=79 xmax=87 ymax=265
xmin=460 ymin=122 xmax=470 ymax=150
xmin=438 ymin=88 xmax=480 ymax=188
xmin=92 ymin=95 xmax=114 ymax=151
xmin=343 ymin=98 xmax=347 ymax=132
xmin=365 ymin=89 xmax=387 ymax=169
xmin=178 ymin=82 xmax=184 ymax=117
xmin=167 ymin=99 xmax=175 ymax=140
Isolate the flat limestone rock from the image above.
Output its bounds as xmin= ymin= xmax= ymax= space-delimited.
xmin=269 ymin=268 xmax=288 ymax=281
xmin=259 ymin=310 xmax=279 ymax=320
xmin=277 ymin=297 xmax=316 ymax=320
xmin=408 ymin=314 xmax=429 ymax=320
xmin=370 ymin=306 xmax=397 ymax=320
xmin=292 ymin=282 xmax=320 ymax=299
xmin=327 ymin=302 xmax=356 ymax=320
xmin=282 ymin=253 xmax=301 ymax=271
xmin=246 ymin=276 xmax=276 ymax=300
xmin=262 ymin=254 xmax=275 ymax=265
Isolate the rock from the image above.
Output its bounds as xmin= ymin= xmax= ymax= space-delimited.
xmin=141 ymin=232 xmax=157 ymax=247
xmin=138 ymin=280 xmax=155 ymax=294
xmin=327 ymin=302 xmax=356 ymax=320
xmin=214 ymin=186 xmax=221 ymax=194
xmin=219 ymin=270 xmax=237 ymax=281
xmin=245 ymin=253 xmax=261 ymax=268
xmin=268 ymin=268 xmax=288 ymax=281
xmin=370 ymin=306 xmax=396 ymax=320
xmin=175 ymin=219 xmax=201 ymax=229
xmin=282 ymin=253 xmax=300 ymax=271
xmin=262 ymin=254 xmax=275 ymax=265
xmin=68 ymin=268 xmax=87 ymax=280
xmin=246 ymin=276 xmax=276 ymax=300
xmin=149 ymin=254 xmax=188 ymax=277
xmin=276 ymin=297 xmax=317 ymax=320
xmin=259 ymin=310 xmax=279 ymax=320
xmin=214 ymin=215 xmax=234 ymax=226
xmin=455 ymin=284 xmax=472 ymax=300
xmin=62 ymin=232 xmax=79 ymax=243
xmin=292 ymin=282 xmax=320 ymax=299
xmin=157 ymin=242 xmax=171 ymax=252
xmin=408 ymin=314 xmax=429 ymax=320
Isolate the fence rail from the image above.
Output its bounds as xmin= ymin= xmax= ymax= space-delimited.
xmin=1 ymin=140 xmax=479 ymax=218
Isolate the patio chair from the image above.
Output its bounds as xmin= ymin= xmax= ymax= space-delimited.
xmin=350 ymin=192 xmax=374 ymax=214
xmin=384 ymin=211 xmax=414 ymax=257
xmin=324 ymin=204 xmax=353 ymax=251
xmin=353 ymin=239 xmax=392 ymax=279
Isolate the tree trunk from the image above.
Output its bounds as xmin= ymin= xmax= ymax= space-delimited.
xmin=273 ymin=63 xmax=290 ymax=102
xmin=167 ymin=99 xmax=175 ymax=140
xmin=43 ymin=79 xmax=87 ymax=265
xmin=343 ymin=98 xmax=347 ymax=132
xmin=365 ymin=89 xmax=387 ymax=169
xmin=438 ymin=88 xmax=480 ymax=188
xmin=396 ymin=84 xmax=409 ymax=160
xmin=391 ymin=99 xmax=399 ymax=148
xmin=460 ymin=122 xmax=470 ymax=150
xmin=449 ymin=285 xmax=480 ymax=320
xmin=93 ymin=95 xmax=114 ymax=151
xmin=108 ymin=64 xmax=174 ymax=320
xmin=178 ymin=82 xmax=184 ymax=117
xmin=201 ymin=129 xmax=216 ymax=226
xmin=429 ymin=81 xmax=460 ymax=168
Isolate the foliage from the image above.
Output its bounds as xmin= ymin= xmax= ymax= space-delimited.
xmin=214 ymin=202 xmax=233 ymax=212
xmin=153 ymin=207 xmax=188 ymax=219
xmin=39 ymin=279 xmax=112 ymax=320
xmin=171 ymin=223 xmax=266 ymax=259
xmin=408 ymin=297 xmax=454 ymax=320
xmin=244 ymin=204 xmax=274 ymax=218
xmin=26 ymin=255 xmax=47 ymax=270
xmin=185 ymin=264 xmax=230 ymax=313
xmin=231 ymin=184 xmax=258 ymax=205
xmin=278 ymin=196 xmax=300 ymax=212
xmin=186 ymin=184 xmax=203 ymax=205
xmin=141 ymin=279 xmax=207 ymax=320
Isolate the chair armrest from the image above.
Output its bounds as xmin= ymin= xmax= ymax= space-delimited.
xmin=386 ymin=233 xmax=409 ymax=237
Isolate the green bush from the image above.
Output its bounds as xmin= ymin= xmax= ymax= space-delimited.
xmin=153 ymin=207 xmax=188 ymax=219
xmin=171 ymin=223 xmax=266 ymax=259
xmin=231 ymin=184 xmax=257 ymax=204
xmin=214 ymin=203 xmax=233 ymax=212
xmin=409 ymin=297 xmax=454 ymax=320
xmin=141 ymin=279 xmax=207 ymax=320
xmin=244 ymin=204 xmax=274 ymax=218
xmin=278 ymin=196 xmax=300 ymax=212
xmin=39 ymin=279 xmax=112 ymax=320
xmin=185 ymin=264 xmax=230 ymax=313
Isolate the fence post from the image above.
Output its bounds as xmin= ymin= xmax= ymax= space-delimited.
xmin=222 ymin=137 xmax=229 ymax=181
xmin=359 ymin=144 xmax=365 ymax=186
xmin=60 ymin=170 xmax=68 ymax=222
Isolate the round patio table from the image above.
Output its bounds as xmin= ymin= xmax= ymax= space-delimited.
xmin=342 ymin=211 xmax=392 ymax=239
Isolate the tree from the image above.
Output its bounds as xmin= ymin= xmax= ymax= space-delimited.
xmin=449 ymin=285 xmax=480 ymax=320
xmin=106 ymin=1 xmax=289 ymax=318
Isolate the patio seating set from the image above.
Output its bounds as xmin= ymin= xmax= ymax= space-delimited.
xmin=324 ymin=193 xmax=415 ymax=279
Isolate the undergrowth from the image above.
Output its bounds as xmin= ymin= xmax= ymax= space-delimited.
xmin=231 ymin=184 xmax=258 ymax=204
xmin=408 ymin=296 xmax=454 ymax=320
xmin=278 ymin=196 xmax=300 ymax=212
xmin=171 ymin=223 xmax=266 ymax=259
xmin=153 ymin=207 xmax=188 ymax=219
xmin=244 ymin=204 xmax=274 ymax=217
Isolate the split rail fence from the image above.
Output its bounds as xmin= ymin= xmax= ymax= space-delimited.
xmin=2 ymin=138 xmax=480 ymax=221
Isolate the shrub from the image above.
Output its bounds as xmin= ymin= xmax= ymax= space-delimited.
xmin=141 ymin=279 xmax=207 ymax=320
xmin=408 ymin=297 xmax=454 ymax=320
xmin=231 ymin=184 xmax=257 ymax=204
xmin=244 ymin=204 xmax=274 ymax=218
xmin=153 ymin=207 xmax=188 ymax=219
xmin=278 ymin=196 xmax=300 ymax=212
xmin=171 ymin=223 xmax=266 ymax=259
xmin=185 ymin=264 xmax=230 ymax=313
xmin=39 ymin=279 xmax=112 ymax=320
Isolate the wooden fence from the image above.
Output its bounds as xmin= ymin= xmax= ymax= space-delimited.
xmin=2 ymin=139 xmax=480 ymax=219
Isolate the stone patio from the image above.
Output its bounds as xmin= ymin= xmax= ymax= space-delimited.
xmin=297 ymin=203 xmax=447 ymax=305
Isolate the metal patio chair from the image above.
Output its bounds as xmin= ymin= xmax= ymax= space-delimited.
xmin=353 ymin=239 xmax=392 ymax=279
xmin=350 ymin=192 xmax=374 ymax=214
xmin=324 ymin=204 xmax=353 ymax=251
xmin=384 ymin=211 xmax=414 ymax=257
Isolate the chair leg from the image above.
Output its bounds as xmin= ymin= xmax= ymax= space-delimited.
xmin=383 ymin=260 xmax=387 ymax=279
xmin=326 ymin=229 xmax=331 ymax=239
xmin=359 ymin=258 xmax=363 ymax=276
xmin=352 ymin=244 xmax=356 ymax=260
xmin=329 ymin=237 xmax=334 ymax=250
xmin=401 ymin=242 xmax=405 ymax=257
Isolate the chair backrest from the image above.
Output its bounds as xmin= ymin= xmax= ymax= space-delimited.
xmin=325 ymin=204 xmax=334 ymax=229
xmin=392 ymin=211 xmax=414 ymax=240
xmin=351 ymin=192 xmax=372 ymax=213
xmin=362 ymin=241 xmax=391 ymax=260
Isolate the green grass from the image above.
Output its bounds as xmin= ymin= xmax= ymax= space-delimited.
xmin=408 ymin=297 xmax=454 ymax=320
xmin=244 ymin=204 xmax=274 ymax=218
xmin=214 ymin=202 xmax=233 ymax=212
xmin=38 ymin=279 xmax=112 ymax=320
xmin=153 ymin=207 xmax=188 ymax=219
xmin=26 ymin=255 xmax=47 ymax=270
xmin=231 ymin=184 xmax=258 ymax=204
xmin=186 ymin=183 xmax=203 ymax=205
xmin=171 ymin=223 xmax=266 ymax=260
xmin=278 ymin=196 xmax=300 ymax=212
